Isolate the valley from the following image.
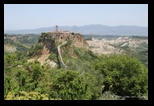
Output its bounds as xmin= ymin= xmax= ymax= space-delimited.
xmin=4 ymin=29 xmax=148 ymax=100
xmin=86 ymin=36 xmax=148 ymax=67
xmin=4 ymin=4 xmax=148 ymax=100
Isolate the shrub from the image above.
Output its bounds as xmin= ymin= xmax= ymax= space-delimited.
xmin=50 ymin=70 xmax=99 ymax=100
xmin=98 ymin=91 xmax=125 ymax=100
xmin=94 ymin=55 xmax=148 ymax=97
xmin=48 ymin=52 xmax=58 ymax=63
xmin=5 ymin=91 xmax=61 ymax=100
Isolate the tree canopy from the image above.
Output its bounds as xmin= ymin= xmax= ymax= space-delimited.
xmin=94 ymin=55 xmax=148 ymax=97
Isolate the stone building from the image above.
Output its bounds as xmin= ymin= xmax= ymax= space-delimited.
xmin=39 ymin=25 xmax=88 ymax=50
xmin=41 ymin=25 xmax=84 ymax=43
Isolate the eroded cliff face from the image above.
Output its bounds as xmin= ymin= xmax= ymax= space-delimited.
xmin=43 ymin=39 xmax=57 ymax=53
xmin=86 ymin=36 xmax=148 ymax=55
xmin=39 ymin=31 xmax=88 ymax=51
xmin=28 ymin=30 xmax=88 ymax=68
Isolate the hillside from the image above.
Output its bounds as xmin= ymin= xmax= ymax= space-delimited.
xmin=4 ymin=27 xmax=148 ymax=100
xmin=87 ymin=36 xmax=148 ymax=67
xmin=4 ymin=34 xmax=39 ymax=53
xmin=27 ymin=27 xmax=89 ymax=68
xmin=4 ymin=24 xmax=148 ymax=36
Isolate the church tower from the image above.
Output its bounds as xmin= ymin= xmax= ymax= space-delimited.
xmin=56 ymin=25 xmax=58 ymax=32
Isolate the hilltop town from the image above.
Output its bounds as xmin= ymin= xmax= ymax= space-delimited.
xmin=4 ymin=25 xmax=148 ymax=100
xmin=39 ymin=25 xmax=87 ymax=49
xmin=26 ymin=25 xmax=89 ymax=68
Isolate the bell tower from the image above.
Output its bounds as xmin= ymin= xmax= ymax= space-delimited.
xmin=56 ymin=25 xmax=58 ymax=32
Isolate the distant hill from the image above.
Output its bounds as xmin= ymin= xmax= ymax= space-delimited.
xmin=4 ymin=34 xmax=39 ymax=53
xmin=4 ymin=24 xmax=148 ymax=36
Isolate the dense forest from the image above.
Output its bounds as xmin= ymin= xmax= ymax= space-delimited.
xmin=4 ymin=34 xmax=148 ymax=100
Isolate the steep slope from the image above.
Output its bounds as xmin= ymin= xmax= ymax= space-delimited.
xmin=4 ymin=37 xmax=29 ymax=53
xmin=86 ymin=36 xmax=148 ymax=66
xmin=27 ymin=29 xmax=89 ymax=68
xmin=4 ymin=45 xmax=16 ymax=53
xmin=37 ymin=46 xmax=50 ymax=65
xmin=4 ymin=34 xmax=39 ymax=54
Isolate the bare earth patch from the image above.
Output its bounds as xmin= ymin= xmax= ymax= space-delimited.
xmin=4 ymin=45 xmax=16 ymax=53
xmin=28 ymin=46 xmax=57 ymax=67
xmin=86 ymin=36 xmax=148 ymax=55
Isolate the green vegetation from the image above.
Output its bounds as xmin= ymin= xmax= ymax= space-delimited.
xmin=48 ymin=52 xmax=58 ymax=63
xmin=94 ymin=55 xmax=148 ymax=97
xmin=27 ymin=43 xmax=44 ymax=58
xmin=4 ymin=34 xmax=148 ymax=100
xmin=98 ymin=91 xmax=125 ymax=100
xmin=50 ymin=70 xmax=99 ymax=100
xmin=5 ymin=91 xmax=61 ymax=100
xmin=4 ymin=34 xmax=39 ymax=54
xmin=4 ymin=38 xmax=28 ymax=52
xmin=122 ymin=46 xmax=148 ymax=67
xmin=110 ymin=40 xmax=148 ymax=68
xmin=64 ymin=39 xmax=72 ymax=47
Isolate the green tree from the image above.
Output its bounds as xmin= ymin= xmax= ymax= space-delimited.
xmin=50 ymin=70 xmax=99 ymax=100
xmin=94 ymin=55 xmax=148 ymax=97
xmin=4 ymin=77 xmax=11 ymax=97
xmin=4 ymin=53 xmax=17 ymax=68
xmin=5 ymin=91 xmax=61 ymax=100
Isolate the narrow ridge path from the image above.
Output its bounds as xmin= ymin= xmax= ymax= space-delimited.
xmin=57 ymin=41 xmax=67 ymax=69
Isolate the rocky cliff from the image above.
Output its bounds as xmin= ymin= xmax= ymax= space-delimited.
xmin=27 ymin=27 xmax=88 ymax=68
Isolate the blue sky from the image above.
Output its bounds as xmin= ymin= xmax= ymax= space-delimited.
xmin=4 ymin=4 xmax=148 ymax=30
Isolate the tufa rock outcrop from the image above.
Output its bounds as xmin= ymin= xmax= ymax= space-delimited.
xmin=38 ymin=25 xmax=88 ymax=51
